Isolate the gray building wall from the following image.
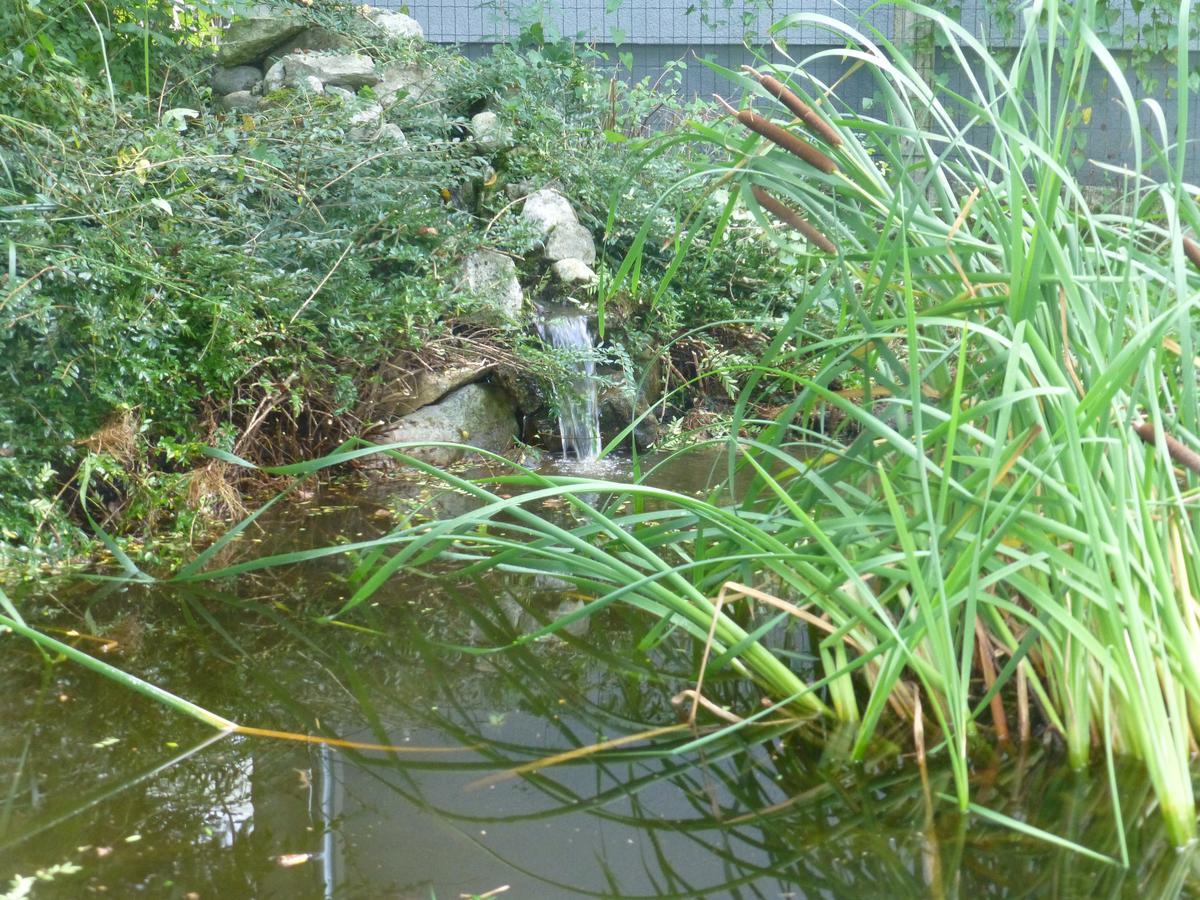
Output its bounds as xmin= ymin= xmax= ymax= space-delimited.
xmin=376 ymin=0 xmax=1200 ymax=184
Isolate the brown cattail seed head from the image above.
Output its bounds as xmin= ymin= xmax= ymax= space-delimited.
xmin=751 ymin=185 xmax=837 ymax=254
xmin=1183 ymin=236 xmax=1200 ymax=272
xmin=757 ymin=74 xmax=843 ymax=148
xmin=716 ymin=95 xmax=838 ymax=175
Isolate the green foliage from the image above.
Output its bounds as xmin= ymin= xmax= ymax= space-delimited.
xmin=0 ymin=0 xmax=255 ymax=126
xmin=0 ymin=0 xmax=771 ymax=572
xmin=1 ymin=46 xmax=502 ymax=561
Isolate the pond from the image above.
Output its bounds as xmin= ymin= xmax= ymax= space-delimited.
xmin=3 ymin=455 xmax=1199 ymax=898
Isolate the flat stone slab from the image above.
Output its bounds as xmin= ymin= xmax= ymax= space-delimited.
xmin=267 ymin=25 xmax=352 ymax=62
xmin=217 ymin=6 xmax=305 ymax=66
xmin=281 ymin=52 xmax=380 ymax=90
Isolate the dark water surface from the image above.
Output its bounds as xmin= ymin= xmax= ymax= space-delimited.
xmin=3 ymin=455 xmax=1199 ymax=898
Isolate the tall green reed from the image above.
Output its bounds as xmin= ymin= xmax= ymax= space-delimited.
xmin=639 ymin=0 xmax=1200 ymax=843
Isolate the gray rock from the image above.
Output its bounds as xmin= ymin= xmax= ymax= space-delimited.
xmin=326 ymin=85 xmax=356 ymax=100
xmin=545 ymin=221 xmax=596 ymax=265
xmin=262 ymin=59 xmax=285 ymax=93
xmin=390 ymin=363 xmax=496 ymax=417
xmin=599 ymin=389 xmax=659 ymax=451
xmin=299 ymin=75 xmax=325 ymax=95
xmin=370 ymin=11 xmax=424 ymax=40
xmin=493 ymin=367 xmax=545 ymax=417
xmin=211 ymin=65 xmax=262 ymax=95
xmin=376 ymin=62 xmax=443 ymax=110
xmin=348 ymin=102 xmax=383 ymax=140
xmin=470 ymin=110 xmax=512 ymax=153
xmin=376 ymin=123 xmax=408 ymax=145
xmin=551 ymin=257 xmax=597 ymax=287
xmin=463 ymin=250 xmax=523 ymax=320
xmin=522 ymin=188 xmax=577 ymax=236
xmin=282 ymin=52 xmax=380 ymax=90
xmin=348 ymin=102 xmax=382 ymax=127
xmin=216 ymin=6 xmax=306 ymax=66
xmin=216 ymin=91 xmax=261 ymax=112
xmin=267 ymin=25 xmax=352 ymax=63
xmin=371 ymin=382 xmax=517 ymax=466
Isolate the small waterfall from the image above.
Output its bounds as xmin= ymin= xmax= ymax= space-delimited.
xmin=536 ymin=309 xmax=601 ymax=462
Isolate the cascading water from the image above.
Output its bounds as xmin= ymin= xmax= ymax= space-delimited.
xmin=536 ymin=309 xmax=601 ymax=462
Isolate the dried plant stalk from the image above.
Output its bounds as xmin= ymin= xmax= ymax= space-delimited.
xmin=1133 ymin=420 xmax=1200 ymax=476
xmin=751 ymin=185 xmax=837 ymax=254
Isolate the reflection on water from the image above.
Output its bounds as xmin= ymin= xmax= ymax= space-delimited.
xmin=3 ymin=456 xmax=1200 ymax=898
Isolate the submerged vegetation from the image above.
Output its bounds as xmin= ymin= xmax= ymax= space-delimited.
xmin=8 ymin=0 xmax=1200 ymax=878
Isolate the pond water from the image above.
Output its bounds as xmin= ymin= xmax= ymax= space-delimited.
xmin=3 ymin=455 xmax=1200 ymax=898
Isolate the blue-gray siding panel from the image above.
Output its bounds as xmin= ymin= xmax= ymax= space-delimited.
xmin=382 ymin=2 xmax=1200 ymax=184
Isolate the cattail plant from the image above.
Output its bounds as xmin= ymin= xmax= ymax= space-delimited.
xmin=750 ymin=185 xmax=837 ymax=254
xmin=715 ymin=96 xmax=838 ymax=175
xmin=743 ymin=66 xmax=843 ymax=148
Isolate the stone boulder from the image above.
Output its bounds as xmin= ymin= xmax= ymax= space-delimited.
xmin=463 ymin=250 xmax=523 ymax=320
xmin=376 ymin=62 xmax=444 ymax=111
xmin=470 ymin=111 xmax=513 ymax=153
xmin=279 ymin=52 xmax=380 ymax=90
xmin=371 ymin=382 xmax=517 ymax=466
xmin=216 ymin=91 xmax=261 ymax=112
xmin=598 ymin=388 xmax=659 ymax=451
xmin=297 ymin=75 xmax=325 ymax=95
xmin=522 ymin=189 xmax=577 ymax=237
xmin=370 ymin=11 xmax=425 ymax=40
xmin=211 ymin=65 xmax=262 ymax=96
xmin=389 ymin=363 xmax=495 ymax=417
xmin=376 ymin=124 xmax=408 ymax=145
xmin=217 ymin=5 xmax=306 ymax=66
xmin=348 ymin=102 xmax=384 ymax=141
xmin=262 ymin=59 xmax=286 ymax=93
xmin=545 ymin=221 xmax=596 ymax=265
xmin=552 ymin=258 xmax=597 ymax=287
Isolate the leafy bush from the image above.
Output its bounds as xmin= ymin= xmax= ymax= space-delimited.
xmin=1 ymin=0 xmax=805 ymax=573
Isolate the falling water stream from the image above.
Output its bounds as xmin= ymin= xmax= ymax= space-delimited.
xmin=536 ymin=308 xmax=601 ymax=462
